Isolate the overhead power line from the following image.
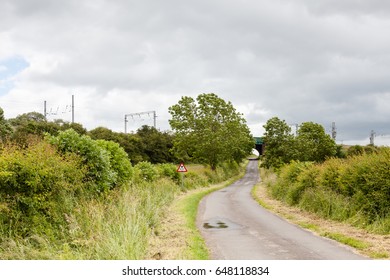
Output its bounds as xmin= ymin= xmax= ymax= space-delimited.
xmin=124 ymin=110 xmax=157 ymax=133
xmin=44 ymin=94 xmax=75 ymax=123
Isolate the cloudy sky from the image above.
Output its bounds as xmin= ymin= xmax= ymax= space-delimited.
xmin=1 ymin=0 xmax=390 ymax=145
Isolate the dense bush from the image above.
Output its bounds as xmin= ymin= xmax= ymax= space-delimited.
xmin=134 ymin=161 xmax=159 ymax=182
xmin=268 ymin=148 xmax=390 ymax=232
xmin=1 ymin=124 xmax=246 ymax=258
xmin=96 ymin=140 xmax=133 ymax=186
xmin=46 ymin=129 xmax=132 ymax=192
xmin=157 ymin=163 xmax=180 ymax=182
xmin=0 ymin=141 xmax=86 ymax=238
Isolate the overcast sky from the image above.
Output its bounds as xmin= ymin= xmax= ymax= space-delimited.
xmin=1 ymin=0 xmax=390 ymax=145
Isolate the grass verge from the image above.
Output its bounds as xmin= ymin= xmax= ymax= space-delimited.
xmin=321 ymin=232 xmax=370 ymax=250
xmin=147 ymin=165 xmax=247 ymax=260
xmin=252 ymin=167 xmax=390 ymax=259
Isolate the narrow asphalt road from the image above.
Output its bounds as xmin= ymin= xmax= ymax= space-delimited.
xmin=197 ymin=160 xmax=367 ymax=260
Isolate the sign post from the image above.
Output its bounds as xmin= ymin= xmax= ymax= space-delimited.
xmin=176 ymin=162 xmax=188 ymax=189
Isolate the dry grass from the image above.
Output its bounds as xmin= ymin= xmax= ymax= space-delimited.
xmin=254 ymin=170 xmax=390 ymax=259
xmin=146 ymin=166 xmax=247 ymax=260
xmin=146 ymin=196 xmax=191 ymax=260
xmin=146 ymin=186 xmax=212 ymax=260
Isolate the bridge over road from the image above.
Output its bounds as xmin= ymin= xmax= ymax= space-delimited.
xmin=254 ymin=137 xmax=264 ymax=155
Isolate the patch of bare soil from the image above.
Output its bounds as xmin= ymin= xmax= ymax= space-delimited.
xmin=254 ymin=180 xmax=390 ymax=259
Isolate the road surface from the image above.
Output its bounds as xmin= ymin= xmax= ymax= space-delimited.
xmin=197 ymin=160 xmax=367 ymax=260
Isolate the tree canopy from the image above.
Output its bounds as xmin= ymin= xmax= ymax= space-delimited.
xmin=262 ymin=117 xmax=338 ymax=169
xmin=88 ymin=125 xmax=177 ymax=164
xmin=295 ymin=122 xmax=337 ymax=162
xmin=169 ymin=93 xmax=254 ymax=170
xmin=0 ymin=107 xmax=12 ymax=142
xmin=261 ymin=117 xmax=294 ymax=169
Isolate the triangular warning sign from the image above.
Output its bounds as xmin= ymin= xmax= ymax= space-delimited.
xmin=177 ymin=162 xmax=188 ymax=172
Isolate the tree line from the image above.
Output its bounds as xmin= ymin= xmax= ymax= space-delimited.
xmin=263 ymin=117 xmax=390 ymax=234
xmin=1 ymin=93 xmax=255 ymax=169
xmin=0 ymin=108 xmax=177 ymax=165
xmin=261 ymin=116 xmax=381 ymax=169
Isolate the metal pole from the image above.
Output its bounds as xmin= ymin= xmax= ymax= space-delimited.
xmin=71 ymin=95 xmax=74 ymax=123
xmin=331 ymin=122 xmax=337 ymax=141
xmin=124 ymin=115 xmax=127 ymax=133
xmin=124 ymin=111 xmax=157 ymax=131
xmin=44 ymin=101 xmax=47 ymax=118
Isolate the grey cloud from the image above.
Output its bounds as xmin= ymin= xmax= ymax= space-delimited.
xmin=1 ymin=0 xmax=390 ymax=143
xmin=298 ymin=0 xmax=390 ymax=17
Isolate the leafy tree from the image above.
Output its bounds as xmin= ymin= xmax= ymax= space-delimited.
xmin=53 ymin=119 xmax=87 ymax=135
xmin=8 ymin=112 xmax=86 ymax=145
xmin=88 ymin=126 xmax=146 ymax=164
xmin=0 ymin=107 xmax=12 ymax=142
xmin=262 ymin=117 xmax=295 ymax=169
xmin=9 ymin=112 xmax=56 ymax=145
xmin=136 ymin=125 xmax=176 ymax=164
xmin=295 ymin=122 xmax=337 ymax=162
xmin=169 ymin=93 xmax=253 ymax=170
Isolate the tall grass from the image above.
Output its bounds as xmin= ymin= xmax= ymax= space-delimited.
xmin=0 ymin=136 xmax=242 ymax=259
xmin=267 ymin=147 xmax=390 ymax=234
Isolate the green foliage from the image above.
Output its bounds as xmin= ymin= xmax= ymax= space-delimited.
xmin=318 ymin=158 xmax=345 ymax=193
xmin=346 ymin=145 xmax=379 ymax=157
xmin=0 ymin=107 xmax=12 ymax=142
xmin=88 ymin=125 xmax=177 ymax=164
xmin=1 ymin=106 xmax=247 ymax=259
xmin=136 ymin=125 xmax=177 ymax=164
xmin=134 ymin=161 xmax=159 ymax=182
xmin=169 ymin=93 xmax=253 ymax=170
xmin=261 ymin=117 xmax=294 ymax=169
xmin=157 ymin=163 xmax=180 ymax=182
xmin=321 ymin=232 xmax=370 ymax=250
xmin=0 ymin=140 xmax=246 ymax=259
xmin=287 ymin=163 xmax=319 ymax=205
xmin=0 ymin=141 xmax=86 ymax=239
xmin=46 ymin=129 xmax=116 ymax=193
xmin=299 ymin=188 xmax=355 ymax=221
xmin=268 ymin=148 xmax=390 ymax=233
xmin=89 ymin=126 xmax=146 ymax=164
xmin=261 ymin=118 xmax=337 ymax=169
xmin=7 ymin=110 xmax=87 ymax=146
xmin=96 ymin=139 xmax=133 ymax=185
xmin=295 ymin=122 xmax=337 ymax=162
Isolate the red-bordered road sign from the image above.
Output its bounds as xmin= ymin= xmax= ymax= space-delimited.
xmin=177 ymin=162 xmax=188 ymax=172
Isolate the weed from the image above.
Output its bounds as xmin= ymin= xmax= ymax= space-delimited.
xmin=321 ymin=232 xmax=370 ymax=250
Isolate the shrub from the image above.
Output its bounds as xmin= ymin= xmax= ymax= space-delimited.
xmin=134 ymin=162 xmax=158 ymax=182
xmin=157 ymin=163 xmax=180 ymax=182
xmin=286 ymin=162 xmax=318 ymax=205
xmin=346 ymin=149 xmax=390 ymax=220
xmin=319 ymin=158 xmax=344 ymax=193
xmin=46 ymin=129 xmax=115 ymax=193
xmin=269 ymin=147 xmax=390 ymax=232
xmin=278 ymin=161 xmax=308 ymax=184
xmin=0 ymin=141 xmax=86 ymax=238
xmin=96 ymin=139 xmax=133 ymax=186
xmin=299 ymin=188 xmax=356 ymax=221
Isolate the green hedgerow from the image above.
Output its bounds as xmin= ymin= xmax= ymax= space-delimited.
xmin=0 ymin=141 xmax=86 ymax=239
xmin=46 ymin=129 xmax=116 ymax=193
xmin=96 ymin=139 xmax=133 ymax=186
